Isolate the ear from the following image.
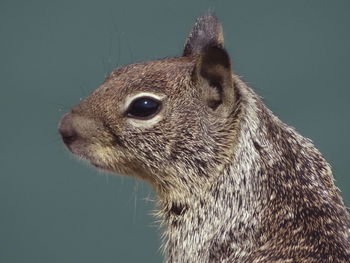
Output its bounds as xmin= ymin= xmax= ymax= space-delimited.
xmin=193 ymin=44 xmax=235 ymax=112
xmin=183 ymin=14 xmax=224 ymax=57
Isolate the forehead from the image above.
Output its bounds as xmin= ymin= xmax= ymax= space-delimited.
xmin=103 ymin=56 xmax=195 ymax=95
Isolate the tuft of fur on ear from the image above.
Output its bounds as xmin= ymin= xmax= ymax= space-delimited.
xmin=193 ymin=44 xmax=235 ymax=112
xmin=183 ymin=14 xmax=224 ymax=57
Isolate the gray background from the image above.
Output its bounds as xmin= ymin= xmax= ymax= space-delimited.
xmin=1 ymin=0 xmax=349 ymax=262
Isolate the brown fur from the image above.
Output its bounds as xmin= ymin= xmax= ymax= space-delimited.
xmin=59 ymin=14 xmax=350 ymax=262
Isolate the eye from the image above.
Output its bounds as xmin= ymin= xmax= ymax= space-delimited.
xmin=125 ymin=96 xmax=161 ymax=119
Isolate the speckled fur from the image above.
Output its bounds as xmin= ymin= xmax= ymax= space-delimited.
xmin=59 ymin=15 xmax=350 ymax=262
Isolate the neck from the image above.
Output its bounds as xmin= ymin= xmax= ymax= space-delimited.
xmin=157 ymin=82 xmax=270 ymax=262
xmin=159 ymin=169 xmax=265 ymax=263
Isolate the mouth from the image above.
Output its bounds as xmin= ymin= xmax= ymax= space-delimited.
xmin=88 ymin=157 xmax=119 ymax=174
xmin=62 ymin=143 xmax=102 ymax=169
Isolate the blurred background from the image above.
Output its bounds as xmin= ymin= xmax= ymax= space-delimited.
xmin=1 ymin=0 xmax=349 ymax=262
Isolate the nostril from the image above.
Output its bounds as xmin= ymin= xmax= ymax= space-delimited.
xmin=59 ymin=113 xmax=78 ymax=146
xmin=60 ymin=129 xmax=78 ymax=145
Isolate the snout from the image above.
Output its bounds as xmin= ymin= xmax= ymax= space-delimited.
xmin=58 ymin=111 xmax=121 ymax=172
xmin=59 ymin=113 xmax=78 ymax=147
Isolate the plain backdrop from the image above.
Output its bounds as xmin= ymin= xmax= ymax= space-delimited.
xmin=1 ymin=1 xmax=349 ymax=262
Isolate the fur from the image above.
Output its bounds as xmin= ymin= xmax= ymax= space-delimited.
xmin=59 ymin=14 xmax=350 ymax=262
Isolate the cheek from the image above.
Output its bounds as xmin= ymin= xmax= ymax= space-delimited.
xmin=123 ymin=129 xmax=171 ymax=162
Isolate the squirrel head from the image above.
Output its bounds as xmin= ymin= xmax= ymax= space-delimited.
xmin=59 ymin=14 xmax=239 ymax=197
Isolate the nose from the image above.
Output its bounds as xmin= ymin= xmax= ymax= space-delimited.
xmin=59 ymin=113 xmax=78 ymax=146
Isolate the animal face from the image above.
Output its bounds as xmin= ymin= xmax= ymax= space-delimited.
xmin=59 ymin=15 xmax=238 ymax=195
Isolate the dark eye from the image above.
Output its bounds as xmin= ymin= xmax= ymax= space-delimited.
xmin=126 ymin=96 xmax=161 ymax=119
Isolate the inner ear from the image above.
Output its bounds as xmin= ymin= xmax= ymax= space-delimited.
xmin=193 ymin=45 xmax=234 ymax=111
xmin=200 ymin=79 xmax=223 ymax=110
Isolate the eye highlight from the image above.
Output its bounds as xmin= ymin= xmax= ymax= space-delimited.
xmin=125 ymin=96 xmax=161 ymax=119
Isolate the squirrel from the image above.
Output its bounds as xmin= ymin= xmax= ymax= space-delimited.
xmin=59 ymin=14 xmax=350 ymax=263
